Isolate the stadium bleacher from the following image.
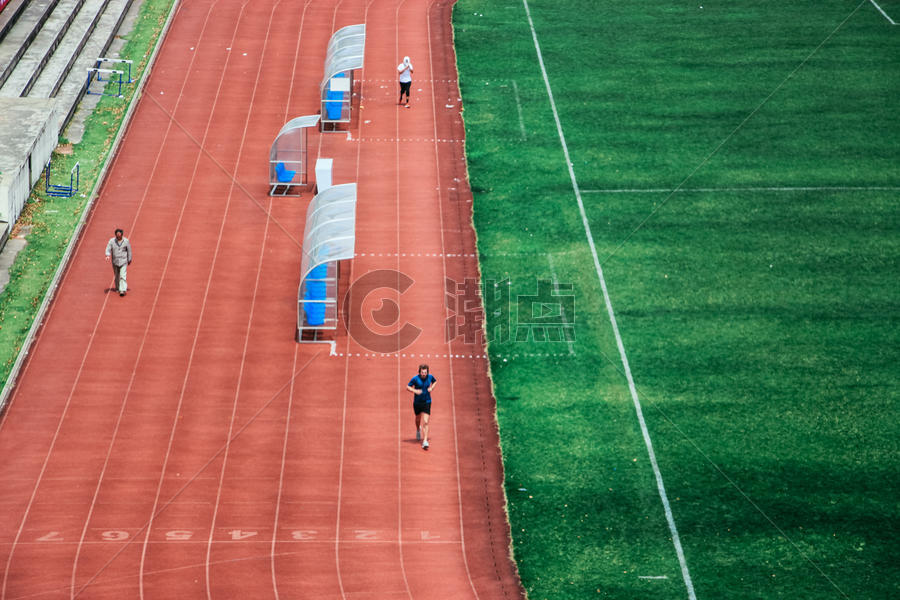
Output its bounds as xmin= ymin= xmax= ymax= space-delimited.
xmin=0 ymin=0 xmax=136 ymax=250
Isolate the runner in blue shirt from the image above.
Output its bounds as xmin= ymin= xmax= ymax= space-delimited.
xmin=407 ymin=364 xmax=436 ymax=450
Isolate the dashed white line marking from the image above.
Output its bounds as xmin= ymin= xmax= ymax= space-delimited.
xmin=582 ymin=185 xmax=900 ymax=194
xmin=523 ymin=0 xmax=696 ymax=598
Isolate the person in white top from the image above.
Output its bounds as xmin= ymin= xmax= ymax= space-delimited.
xmin=397 ymin=56 xmax=413 ymax=107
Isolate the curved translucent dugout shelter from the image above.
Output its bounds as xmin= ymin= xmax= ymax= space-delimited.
xmin=320 ymin=24 xmax=365 ymax=132
xmin=297 ymin=183 xmax=357 ymax=343
xmin=269 ymin=114 xmax=320 ymax=196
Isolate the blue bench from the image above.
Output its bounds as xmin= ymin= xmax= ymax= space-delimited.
xmin=275 ymin=161 xmax=296 ymax=183
xmin=325 ymin=73 xmax=346 ymax=120
xmin=303 ymin=264 xmax=328 ymax=326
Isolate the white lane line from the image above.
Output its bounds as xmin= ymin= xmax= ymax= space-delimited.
xmin=134 ymin=3 xmax=232 ymax=594
xmin=428 ymin=1 xmax=484 ymax=597
xmin=272 ymin=1 xmax=313 ymax=593
xmin=583 ymin=186 xmax=900 ymax=194
xmin=869 ymin=0 xmax=898 ymax=23
xmin=205 ymin=6 xmax=280 ymax=597
xmin=394 ymin=2 xmax=414 ymax=599
xmin=353 ymin=138 xmax=465 ymax=143
xmin=333 ymin=1 xmax=377 ymax=595
xmin=271 ymin=345 xmax=299 ymax=600
xmin=521 ymin=2 xmax=697 ymax=599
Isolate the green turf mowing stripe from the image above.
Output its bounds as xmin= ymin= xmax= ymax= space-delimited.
xmin=456 ymin=0 xmax=900 ymax=598
xmin=520 ymin=0 xmax=698 ymax=597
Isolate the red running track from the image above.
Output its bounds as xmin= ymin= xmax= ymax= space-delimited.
xmin=0 ymin=1 xmax=524 ymax=598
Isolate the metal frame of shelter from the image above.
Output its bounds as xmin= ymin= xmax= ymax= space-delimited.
xmin=320 ymin=24 xmax=365 ymax=133
xmin=269 ymin=115 xmax=320 ymax=196
xmin=297 ymin=183 xmax=357 ymax=343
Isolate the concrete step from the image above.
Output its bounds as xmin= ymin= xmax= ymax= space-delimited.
xmin=55 ymin=0 xmax=134 ymax=131
xmin=0 ymin=0 xmax=30 ymax=42
xmin=29 ymin=0 xmax=114 ymax=98
xmin=0 ymin=0 xmax=84 ymax=97
xmin=0 ymin=0 xmax=60 ymax=89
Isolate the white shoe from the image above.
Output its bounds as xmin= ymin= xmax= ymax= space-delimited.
xmin=422 ymin=441 xmax=429 ymax=450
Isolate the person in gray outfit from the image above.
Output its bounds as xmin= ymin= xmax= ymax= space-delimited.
xmin=105 ymin=228 xmax=133 ymax=296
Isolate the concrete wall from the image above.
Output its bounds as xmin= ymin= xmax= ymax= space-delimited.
xmin=0 ymin=97 xmax=58 ymax=236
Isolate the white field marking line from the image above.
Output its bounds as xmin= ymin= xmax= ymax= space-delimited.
xmin=360 ymin=78 xmax=457 ymax=82
xmin=334 ymin=2 xmax=378 ymax=597
xmin=329 ymin=352 xmax=580 ymax=360
xmin=272 ymin=0 xmax=313 ymax=593
xmin=353 ymin=137 xmax=464 ymax=142
xmin=69 ymin=2 xmax=221 ymax=590
xmin=205 ymin=5 xmax=280 ymax=596
xmin=335 ymin=329 xmax=352 ymax=596
xmin=144 ymin=98 xmax=306 ymax=252
xmin=394 ymin=2 xmax=415 ymax=598
xmin=0 ymin=0 xmax=179 ymax=419
xmin=355 ymin=251 xmax=478 ymax=257
xmin=596 ymin=355 xmax=852 ymax=598
xmin=313 ymin=1 xmax=336 ymax=200
xmin=11 ymin=542 xmax=382 ymax=600
xmin=869 ymin=0 xmax=898 ymax=23
xmin=1 ymin=2 xmax=214 ymax=597
xmin=73 ymin=5 xmax=255 ymax=598
xmin=530 ymin=1 xmax=864 ymax=596
xmin=17 ymin=547 xmax=325 ymax=600
xmin=639 ymin=575 xmax=669 ymax=580
xmin=596 ymin=0 xmax=870 ymax=266
xmin=68 ymin=317 xmax=136 ymax=592
xmin=354 ymin=249 xmax=584 ymax=259
xmin=330 ymin=0 xmax=348 ymax=592
xmin=134 ymin=5 xmax=249 ymax=598
xmin=69 ymin=357 xmax=323 ymax=600
xmin=281 ymin=0 xmax=313 ymax=126
xmin=511 ymin=80 xmax=527 ymax=141
xmin=583 ymin=185 xmax=900 ymax=194
xmin=427 ymin=1 xmax=482 ymax=598
xmin=0 ymin=0 xmax=187 ymax=587
xmin=546 ymin=253 xmax=575 ymax=356
xmin=271 ymin=309 xmax=300 ymax=600
xmin=331 ymin=352 xmax=488 ymax=359
xmin=1 ymin=164 xmax=113 ymax=600
xmin=492 ymin=352 xmax=579 ymax=360
xmin=520 ymin=1 xmax=697 ymax=599
xmin=15 ymin=538 xmax=466 ymax=549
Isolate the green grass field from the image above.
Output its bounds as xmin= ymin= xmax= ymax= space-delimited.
xmin=455 ymin=1 xmax=899 ymax=598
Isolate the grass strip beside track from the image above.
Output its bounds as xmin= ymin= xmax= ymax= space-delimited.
xmin=455 ymin=1 xmax=899 ymax=599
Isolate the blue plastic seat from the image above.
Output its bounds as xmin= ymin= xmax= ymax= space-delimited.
xmin=275 ymin=162 xmax=296 ymax=183
xmin=326 ymin=73 xmax=346 ymax=120
xmin=303 ymin=264 xmax=328 ymax=325
xmin=304 ymin=302 xmax=326 ymax=326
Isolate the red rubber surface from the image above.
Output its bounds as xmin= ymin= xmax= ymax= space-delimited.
xmin=0 ymin=1 xmax=524 ymax=598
